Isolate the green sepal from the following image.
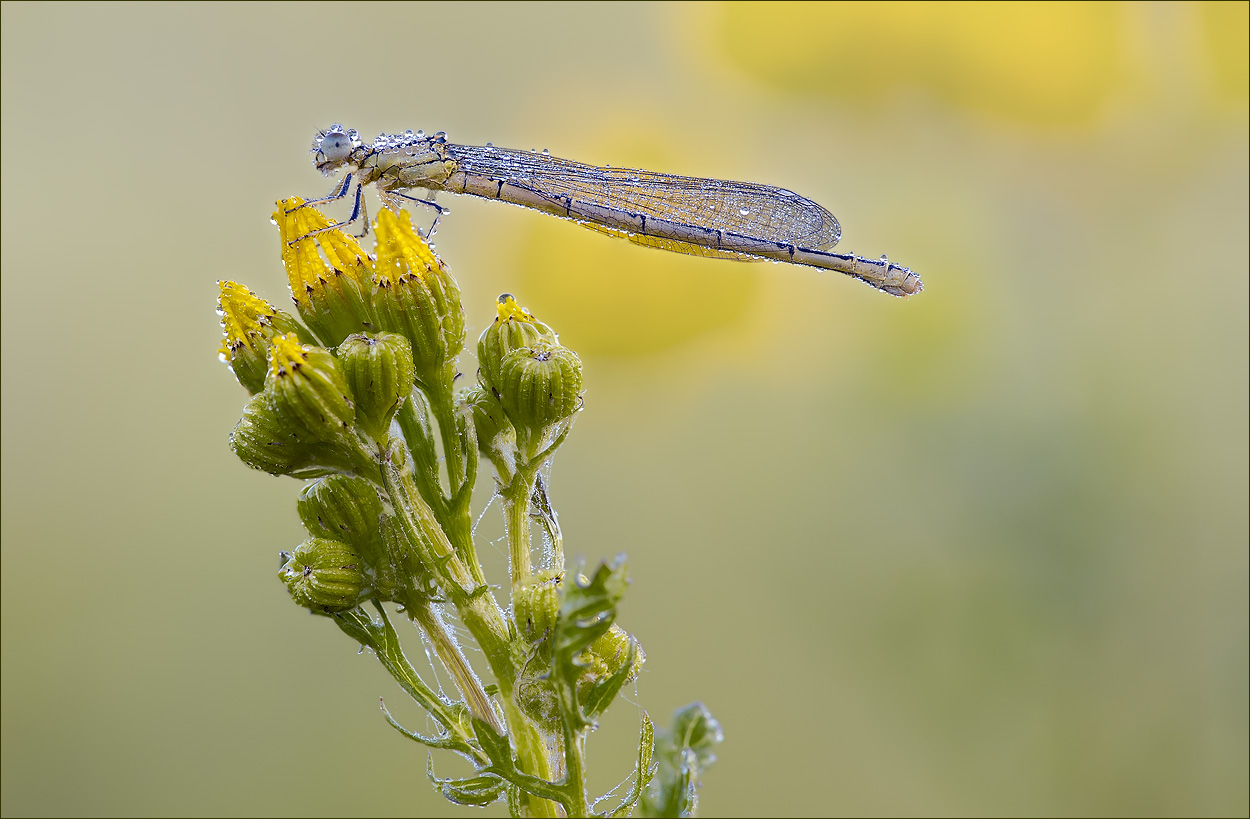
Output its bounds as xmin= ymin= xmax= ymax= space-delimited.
xmin=337 ymin=332 xmax=415 ymax=441
xmin=290 ymin=263 xmax=376 ymax=352
xmin=278 ymin=538 xmax=367 ymax=613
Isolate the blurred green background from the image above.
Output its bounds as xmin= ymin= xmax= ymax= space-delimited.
xmin=2 ymin=2 xmax=1246 ymax=816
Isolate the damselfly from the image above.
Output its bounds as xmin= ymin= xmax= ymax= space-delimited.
xmin=295 ymin=124 xmax=922 ymax=297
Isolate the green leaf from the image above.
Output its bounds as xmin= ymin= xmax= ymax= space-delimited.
xmin=582 ymin=636 xmax=638 ymax=719
xmin=426 ymin=756 xmax=507 ymax=807
xmin=380 ymin=699 xmax=473 ymax=754
xmin=554 ymin=558 xmax=628 ymax=673
xmin=605 ymin=711 xmax=655 ymax=817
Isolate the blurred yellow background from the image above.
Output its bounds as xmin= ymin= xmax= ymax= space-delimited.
xmin=2 ymin=2 xmax=1246 ymax=816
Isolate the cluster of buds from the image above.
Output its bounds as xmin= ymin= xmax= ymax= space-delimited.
xmin=466 ymin=294 xmax=584 ymax=468
xmin=214 ymin=196 xmax=707 ymax=818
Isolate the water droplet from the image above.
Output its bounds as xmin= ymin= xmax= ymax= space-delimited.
xmin=416 ymin=129 xmax=425 ymax=138
xmin=541 ymin=148 xmax=550 ymax=155
xmin=879 ymin=254 xmax=889 ymax=263
xmin=404 ymin=129 xmax=413 ymax=137
xmin=739 ymin=208 xmax=750 ymax=216
xmin=269 ymin=217 xmax=278 ymax=226
xmin=433 ymin=131 xmax=446 ymax=139
xmin=485 ymin=142 xmax=494 ymax=148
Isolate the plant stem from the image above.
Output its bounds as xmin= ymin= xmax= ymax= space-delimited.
xmin=504 ymin=471 xmax=534 ymax=587
xmin=560 ymin=719 xmax=590 ymax=819
xmin=381 ymin=452 xmax=514 ymax=690
xmin=422 ymin=372 xmax=487 ymax=588
xmin=408 ymin=596 xmax=504 ymax=736
xmin=504 ymin=699 xmax=565 ymax=818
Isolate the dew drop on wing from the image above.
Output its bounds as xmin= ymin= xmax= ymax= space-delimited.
xmin=739 ymin=208 xmax=750 ymax=216
xmin=270 ymin=217 xmax=278 ymax=226
xmin=404 ymin=129 xmax=413 ymax=137
xmin=416 ymin=129 xmax=425 ymax=138
xmin=879 ymin=254 xmax=888 ymax=263
xmin=542 ymin=148 xmax=550 ymax=155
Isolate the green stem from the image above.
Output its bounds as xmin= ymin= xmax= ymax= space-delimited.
xmin=381 ymin=450 xmax=515 ymax=691
xmin=408 ymin=596 xmax=505 ymax=736
xmin=504 ymin=471 xmax=535 ymax=588
xmin=423 ymin=366 xmax=467 ymax=498
xmin=504 ymin=699 xmax=566 ymax=818
xmin=419 ymin=371 xmax=487 ymax=588
xmin=560 ymin=717 xmax=590 ymax=818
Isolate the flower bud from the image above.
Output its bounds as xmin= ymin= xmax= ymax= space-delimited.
xmin=278 ymin=538 xmax=367 ymax=613
xmin=476 ymin=294 xmax=558 ymax=392
xmin=274 ymin=197 xmax=375 ymax=347
xmin=217 ymin=281 xmax=308 ymax=394
xmin=514 ymin=570 xmax=561 ymax=649
xmin=459 ymin=384 xmax=515 ymax=464
xmin=587 ymin=624 xmax=645 ymax=682
xmin=230 ymin=392 xmax=359 ymax=478
xmin=371 ymin=208 xmax=465 ymax=382
xmin=265 ymin=333 xmax=356 ymax=442
xmin=337 ymin=332 xmax=415 ymax=441
xmin=297 ymin=475 xmax=384 ymax=551
xmin=495 ymin=342 xmax=584 ymax=454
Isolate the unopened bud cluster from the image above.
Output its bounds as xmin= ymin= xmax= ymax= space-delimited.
xmin=215 ymin=198 xmax=687 ymax=816
xmin=470 ymin=294 xmax=584 ymax=463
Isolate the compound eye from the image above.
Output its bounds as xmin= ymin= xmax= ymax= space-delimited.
xmin=312 ymin=125 xmax=358 ymax=167
xmin=320 ymin=134 xmax=352 ymax=162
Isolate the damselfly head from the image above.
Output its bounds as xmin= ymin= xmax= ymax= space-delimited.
xmin=311 ymin=124 xmax=361 ymax=174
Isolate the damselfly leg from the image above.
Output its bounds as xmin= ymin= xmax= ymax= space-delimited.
xmin=286 ymin=173 xmax=369 ymax=244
